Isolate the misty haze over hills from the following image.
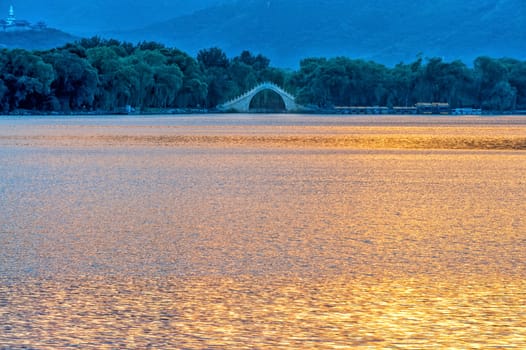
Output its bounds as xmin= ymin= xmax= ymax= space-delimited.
xmin=4 ymin=0 xmax=229 ymax=34
xmin=3 ymin=0 xmax=525 ymax=67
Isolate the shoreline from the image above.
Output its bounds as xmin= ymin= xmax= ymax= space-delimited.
xmin=2 ymin=108 xmax=526 ymax=118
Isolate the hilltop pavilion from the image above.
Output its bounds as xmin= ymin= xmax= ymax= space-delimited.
xmin=0 ymin=4 xmax=43 ymax=31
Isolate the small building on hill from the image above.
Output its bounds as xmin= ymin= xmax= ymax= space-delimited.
xmin=0 ymin=5 xmax=45 ymax=32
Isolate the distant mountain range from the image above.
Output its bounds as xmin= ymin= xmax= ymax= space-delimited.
xmin=109 ymin=0 xmax=526 ymax=67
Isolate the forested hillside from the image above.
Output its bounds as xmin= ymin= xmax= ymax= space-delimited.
xmin=5 ymin=1 xmax=524 ymax=68
xmin=117 ymin=0 xmax=526 ymax=67
xmin=1 ymin=39 xmax=525 ymax=114
xmin=0 ymin=29 xmax=77 ymax=51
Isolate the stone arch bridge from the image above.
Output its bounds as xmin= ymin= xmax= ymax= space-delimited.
xmin=218 ymin=82 xmax=301 ymax=112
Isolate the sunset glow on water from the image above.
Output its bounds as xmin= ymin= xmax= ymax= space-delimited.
xmin=1 ymin=115 xmax=525 ymax=348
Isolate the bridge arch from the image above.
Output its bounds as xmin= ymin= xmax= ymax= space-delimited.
xmin=249 ymin=89 xmax=286 ymax=112
xmin=218 ymin=82 xmax=300 ymax=112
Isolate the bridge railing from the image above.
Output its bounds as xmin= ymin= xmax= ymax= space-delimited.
xmin=220 ymin=82 xmax=295 ymax=107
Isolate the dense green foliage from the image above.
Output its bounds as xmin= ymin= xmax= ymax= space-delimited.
xmin=292 ymin=56 xmax=526 ymax=111
xmin=1 ymin=38 xmax=525 ymax=113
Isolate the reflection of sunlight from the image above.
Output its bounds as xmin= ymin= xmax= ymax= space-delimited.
xmin=1 ymin=116 xmax=526 ymax=348
xmin=2 ymin=276 xmax=525 ymax=348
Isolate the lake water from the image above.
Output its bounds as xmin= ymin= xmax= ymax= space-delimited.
xmin=1 ymin=114 xmax=525 ymax=348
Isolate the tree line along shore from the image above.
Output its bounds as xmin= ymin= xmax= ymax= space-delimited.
xmin=1 ymin=37 xmax=525 ymax=114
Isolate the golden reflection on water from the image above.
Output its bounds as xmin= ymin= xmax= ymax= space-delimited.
xmin=1 ymin=115 xmax=525 ymax=348
xmin=1 ymin=276 xmax=525 ymax=348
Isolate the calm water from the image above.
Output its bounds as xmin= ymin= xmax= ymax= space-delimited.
xmin=1 ymin=115 xmax=525 ymax=348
